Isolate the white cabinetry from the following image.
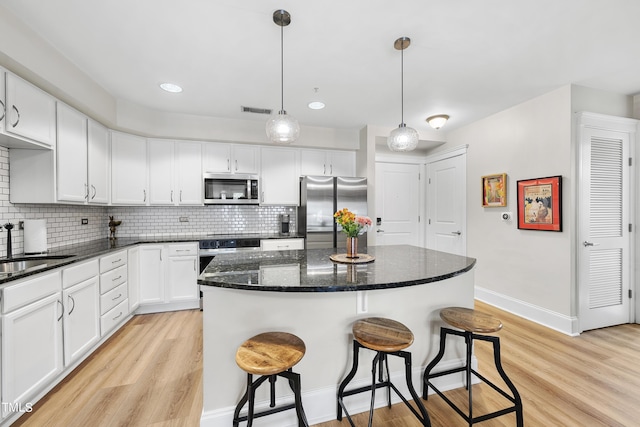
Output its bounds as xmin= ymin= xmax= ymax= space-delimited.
xmin=148 ymin=139 xmax=174 ymax=205
xmin=99 ymin=250 xmax=129 ymax=335
xmin=138 ymin=243 xmax=199 ymax=313
xmin=203 ymin=143 xmax=259 ymax=174
xmin=111 ymin=131 xmax=147 ymax=205
xmin=260 ymin=147 xmax=299 ymax=205
xmin=87 ymin=120 xmax=110 ymax=204
xmin=128 ymin=246 xmax=140 ymax=312
xmin=300 ymin=149 xmax=355 ymax=177
xmin=2 ymin=72 xmax=56 ymax=148
xmin=260 ymin=238 xmax=304 ymax=251
xmin=149 ymin=140 xmax=202 ymax=205
xmin=62 ymin=260 xmax=100 ymax=366
xmin=57 ymin=102 xmax=88 ymax=202
xmin=1 ymin=271 xmax=63 ymax=417
xmin=175 ymin=141 xmax=202 ymax=205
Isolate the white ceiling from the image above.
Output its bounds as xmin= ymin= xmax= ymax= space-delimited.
xmin=3 ymin=0 xmax=640 ymax=135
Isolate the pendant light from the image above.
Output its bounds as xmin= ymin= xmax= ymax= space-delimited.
xmin=266 ymin=9 xmax=300 ymax=144
xmin=387 ymin=37 xmax=418 ymax=152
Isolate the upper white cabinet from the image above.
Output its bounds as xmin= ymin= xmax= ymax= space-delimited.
xmin=87 ymin=120 xmax=110 ymax=204
xmin=260 ymin=147 xmax=299 ymax=205
xmin=175 ymin=141 xmax=202 ymax=205
xmin=111 ymin=131 xmax=147 ymax=205
xmin=57 ymin=103 xmax=88 ymax=203
xmin=203 ymin=143 xmax=258 ymax=174
xmin=149 ymin=139 xmax=202 ymax=205
xmin=3 ymin=72 xmax=56 ymax=148
xmin=300 ymin=149 xmax=355 ymax=177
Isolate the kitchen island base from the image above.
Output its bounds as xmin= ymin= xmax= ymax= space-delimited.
xmin=200 ymin=270 xmax=475 ymax=426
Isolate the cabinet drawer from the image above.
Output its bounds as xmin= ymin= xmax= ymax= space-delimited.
xmin=99 ymin=250 xmax=127 ymax=273
xmin=100 ymin=265 xmax=127 ymax=294
xmin=2 ymin=271 xmax=61 ymax=313
xmin=63 ymin=259 xmax=99 ymax=288
xmin=101 ymin=298 xmax=129 ymax=335
xmin=260 ymin=238 xmax=304 ymax=251
xmin=167 ymin=243 xmax=198 ymax=257
xmin=100 ymin=283 xmax=128 ymax=315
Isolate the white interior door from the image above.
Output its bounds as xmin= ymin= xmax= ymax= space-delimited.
xmin=426 ymin=154 xmax=466 ymax=256
xmin=375 ymin=162 xmax=420 ymax=246
xmin=578 ymin=122 xmax=633 ymax=331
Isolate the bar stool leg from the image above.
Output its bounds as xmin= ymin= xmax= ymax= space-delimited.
xmin=280 ymin=369 xmax=310 ymax=427
xmin=383 ymin=354 xmax=392 ymax=409
xmin=465 ymin=331 xmax=474 ymax=425
xmin=368 ymin=353 xmax=382 ymax=427
xmin=423 ymin=327 xmax=449 ymax=399
xmin=399 ymin=350 xmax=431 ymax=426
xmin=487 ymin=335 xmax=523 ymax=427
xmin=337 ymin=340 xmax=361 ymax=422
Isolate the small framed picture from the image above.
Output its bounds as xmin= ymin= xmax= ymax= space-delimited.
xmin=482 ymin=173 xmax=507 ymax=207
xmin=517 ymin=176 xmax=562 ymax=231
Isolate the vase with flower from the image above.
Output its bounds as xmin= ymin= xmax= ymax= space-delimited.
xmin=334 ymin=208 xmax=372 ymax=258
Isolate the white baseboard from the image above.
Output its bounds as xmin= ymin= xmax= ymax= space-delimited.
xmin=475 ymin=286 xmax=579 ymax=336
xmin=135 ymin=300 xmax=199 ymax=314
xmin=200 ymin=357 xmax=471 ymax=427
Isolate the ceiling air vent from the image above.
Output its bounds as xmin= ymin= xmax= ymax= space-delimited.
xmin=241 ymin=106 xmax=272 ymax=115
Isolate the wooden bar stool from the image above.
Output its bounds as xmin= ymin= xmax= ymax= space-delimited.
xmin=233 ymin=332 xmax=309 ymax=427
xmin=423 ymin=307 xmax=523 ymax=427
xmin=337 ymin=317 xmax=431 ymax=427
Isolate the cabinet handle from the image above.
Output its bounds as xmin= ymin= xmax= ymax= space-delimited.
xmin=330 ymin=164 xmax=333 ymax=175
xmin=112 ymin=275 xmax=122 ymax=281
xmin=11 ymin=105 xmax=20 ymax=128
xmin=180 ymin=190 xmax=183 ymax=203
xmin=112 ymin=293 xmax=122 ymax=301
xmin=227 ymin=158 xmax=230 ymax=172
xmin=113 ymin=311 xmax=123 ymax=321
xmin=171 ymin=190 xmax=174 ymax=203
xmin=84 ymin=183 xmax=89 ymax=200
xmin=57 ymin=300 xmax=64 ymax=321
xmin=112 ymin=258 xmax=122 ymax=264
xmin=323 ymin=164 xmax=326 ymax=175
xmin=143 ymin=189 xmax=147 ymax=202
xmin=68 ymin=295 xmax=76 ymax=315
xmin=0 ymin=99 xmax=5 ymax=122
xmin=91 ymin=185 xmax=97 ymax=200
xmin=235 ymin=159 xmax=238 ymax=171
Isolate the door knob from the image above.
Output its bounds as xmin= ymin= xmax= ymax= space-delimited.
xmin=377 ymin=229 xmax=385 ymax=233
xmin=451 ymin=231 xmax=462 ymax=235
xmin=583 ymin=241 xmax=600 ymax=247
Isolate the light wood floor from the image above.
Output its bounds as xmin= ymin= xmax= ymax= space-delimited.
xmin=13 ymin=301 xmax=640 ymax=426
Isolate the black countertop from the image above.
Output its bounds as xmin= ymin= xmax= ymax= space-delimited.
xmin=198 ymin=245 xmax=476 ymax=292
xmin=0 ymin=233 xmax=303 ymax=285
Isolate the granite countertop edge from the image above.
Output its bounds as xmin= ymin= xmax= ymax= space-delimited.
xmin=0 ymin=233 xmax=303 ymax=286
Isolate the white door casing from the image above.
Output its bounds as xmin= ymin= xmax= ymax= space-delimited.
xmin=426 ymin=153 xmax=467 ymax=256
xmin=375 ymin=162 xmax=421 ymax=246
xmin=577 ymin=113 xmax=636 ymax=332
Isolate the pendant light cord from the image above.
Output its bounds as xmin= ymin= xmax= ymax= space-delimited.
xmin=280 ymin=21 xmax=284 ymax=112
xmin=400 ymin=40 xmax=404 ymax=125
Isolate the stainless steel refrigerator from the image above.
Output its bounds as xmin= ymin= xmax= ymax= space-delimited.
xmin=298 ymin=176 xmax=368 ymax=249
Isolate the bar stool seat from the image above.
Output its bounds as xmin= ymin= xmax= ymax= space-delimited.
xmin=337 ymin=317 xmax=431 ymax=427
xmin=423 ymin=307 xmax=523 ymax=427
xmin=233 ymin=332 xmax=309 ymax=427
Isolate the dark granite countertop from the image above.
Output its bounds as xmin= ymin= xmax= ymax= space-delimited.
xmin=0 ymin=233 xmax=304 ymax=285
xmin=198 ymin=245 xmax=476 ymax=292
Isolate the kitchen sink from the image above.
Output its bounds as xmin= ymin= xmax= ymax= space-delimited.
xmin=0 ymin=255 xmax=75 ymax=275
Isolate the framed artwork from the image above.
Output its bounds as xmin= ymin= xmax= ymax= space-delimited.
xmin=482 ymin=173 xmax=507 ymax=207
xmin=517 ymin=175 xmax=562 ymax=231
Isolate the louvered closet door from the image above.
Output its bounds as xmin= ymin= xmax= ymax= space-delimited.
xmin=579 ymin=126 xmax=631 ymax=331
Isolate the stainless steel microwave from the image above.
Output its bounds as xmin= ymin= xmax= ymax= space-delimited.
xmin=203 ymin=173 xmax=260 ymax=204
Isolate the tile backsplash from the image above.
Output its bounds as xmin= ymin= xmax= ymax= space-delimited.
xmin=1 ymin=146 xmax=297 ymax=258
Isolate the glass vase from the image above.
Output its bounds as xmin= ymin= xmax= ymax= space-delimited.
xmin=346 ymin=237 xmax=358 ymax=258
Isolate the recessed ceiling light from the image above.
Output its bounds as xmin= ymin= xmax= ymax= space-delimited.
xmin=308 ymin=101 xmax=325 ymax=110
xmin=159 ymin=83 xmax=183 ymax=93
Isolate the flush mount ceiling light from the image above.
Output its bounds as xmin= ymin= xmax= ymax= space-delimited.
xmin=387 ymin=37 xmax=418 ymax=152
xmin=159 ymin=82 xmax=182 ymax=93
xmin=426 ymin=114 xmax=449 ymax=129
xmin=308 ymin=101 xmax=325 ymax=110
xmin=266 ymin=9 xmax=300 ymax=144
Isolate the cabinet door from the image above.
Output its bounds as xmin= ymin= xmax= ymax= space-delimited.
xmin=111 ymin=132 xmax=147 ymax=205
xmin=202 ymin=143 xmax=231 ymax=173
xmin=87 ymin=120 xmax=110 ymax=204
xmin=175 ymin=142 xmax=202 ymax=205
xmin=261 ymin=147 xmax=299 ymax=205
xmin=233 ymin=145 xmax=259 ymax=174
xmin=167 ymin=255 xmax=199 ymax=302
xmin=300 ymin=150 xmax=328 ymax=176
xmin=148 ymin=139 xmax=175 ymax=205
xmin=63 ymin=277 xmax=100 ymax=366
xmin=128 ymin=247 xmax=140 ymax=312
xmin=138 ymin=245 xmax=164 ymax=304
xmin=5 ymin=73 xmax=56 ymax=147
xmin=56 ymin=103 xmax=88 ymax=203
xmin=2 ymin=292 xmax=63 ymax=415
xmin=328 ymin=151 xmax=355 ymax=177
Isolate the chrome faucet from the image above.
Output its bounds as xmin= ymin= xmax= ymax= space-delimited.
xmin=4 ymin=223 xmax=13 ymax=259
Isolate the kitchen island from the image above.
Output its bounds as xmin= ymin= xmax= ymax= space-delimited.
xmin=198 ymin=245 xmax=476 ymax=427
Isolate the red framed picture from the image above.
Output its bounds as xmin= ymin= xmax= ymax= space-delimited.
xmin=517 ymin=176 xmax=562 ymax=231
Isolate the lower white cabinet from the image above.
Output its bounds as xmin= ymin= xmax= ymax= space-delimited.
xmin=138 ymin=243 xmax=199 ymax=313
xmin=99 ymin=250 xmax=129 ymax=336
xmin=260 ymin=238 xmax=304 ymax=251
xmin=128 ymin=246 xmax=141 ymax=312
xmin=1 ymin=272 xmax=63 ymax=418
xmin=62 ymin=277 xmax=100 ymax=366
